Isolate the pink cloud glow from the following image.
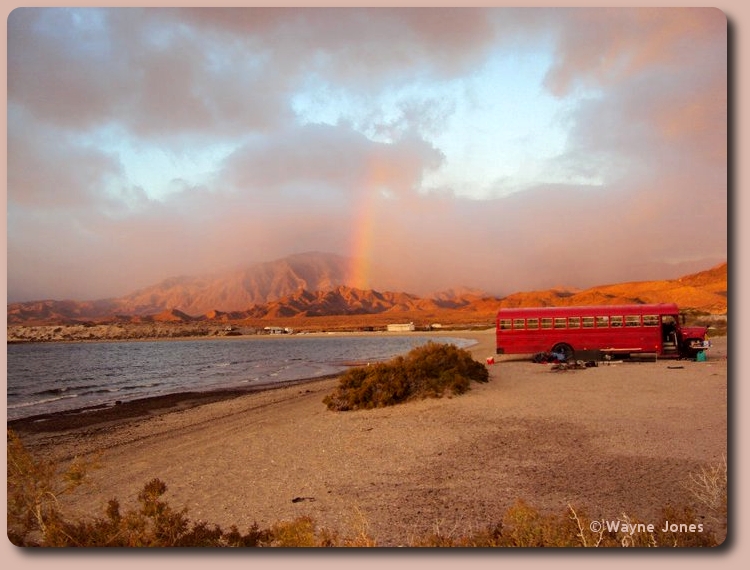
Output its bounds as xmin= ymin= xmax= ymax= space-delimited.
xmin=6 ymin=7 xmax=727 ymax=302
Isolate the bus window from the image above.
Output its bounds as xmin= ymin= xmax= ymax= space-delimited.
xmin=611 ymin=316 xmax=623 ymax=327
xmin=643 ymin=315 xmax=658 ymax=327
xmin=554 ymin=317 xmax=566 ymax=329
xmin=513 ymin=318 xmax=525 ymax=330
xmin=582 ymin=317 xmax=595 ymax=328
xmin=596 ymin=316 xmax=609 ymax=327
xmin=541 ymin=318 xmax=553 ymax=329
xmin=499 ymin=319 xmax=512 ymax=330
xmin=625 ymin=315 xmax=641 ymax=327
xmin=527 ymin=318 xmax=539 ymax=329
xmin=568 ymin=317 xmax=581 ymax=329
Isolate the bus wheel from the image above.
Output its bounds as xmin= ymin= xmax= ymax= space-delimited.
xmin=552 ymin=343 xmax=574 ymax=361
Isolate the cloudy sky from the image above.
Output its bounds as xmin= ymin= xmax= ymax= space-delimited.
xmin=6 ymin=7 xmax=727 ymax=303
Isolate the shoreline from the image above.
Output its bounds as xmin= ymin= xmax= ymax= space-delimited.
xmin=5 ymin=324 xmax=496 ymax=344
xmin=7 ymin=374 xmax=341 ymax=435
xmin=8 ymin=330 xmax=493 ymax=435
xmin=10 ymin=332 xmax=727 ymax=546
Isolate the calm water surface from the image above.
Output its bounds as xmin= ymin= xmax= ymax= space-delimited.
xmin=6 ymin=335 xmax=475 ymax=421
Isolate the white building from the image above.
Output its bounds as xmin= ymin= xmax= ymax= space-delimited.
xmin=386 ymin=323 xmax=415 ymax=332
xmin=264 ymin=326 xmax=294 ymax=334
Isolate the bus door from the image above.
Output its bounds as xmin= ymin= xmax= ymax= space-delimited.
xmin=661 ymin=315 xmax=678 ymax=355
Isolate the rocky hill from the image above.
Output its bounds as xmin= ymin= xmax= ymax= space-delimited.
xmin=7 ymin=251 xmax=353 ymax=323
xmin=6 ymin=255 xmax=727 ymax=327
xmin=109 ymin=251 xmax=356 ymax=315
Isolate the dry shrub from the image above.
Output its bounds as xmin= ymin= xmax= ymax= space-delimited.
xmin=409 ymin=500 xmax=722 ymax=548
xmin=8 ymin=429 xmax=725 ymax=548
xmin=34 ymin=477 xmax=273 ymax=547
xmin=496 ymin=499 xmax=585 ymax=547
xmin=683 ymin=456 xmax=727 ymax=529
xmin=324 ymin=342 xmax=489 ymax=411
xmin=338 ymin=506 xmax=378 ymax=547
xmin=268 ymin=516 xmax=319 ymax=547
xmin=7 ymin=429 xmax=91 ymax=546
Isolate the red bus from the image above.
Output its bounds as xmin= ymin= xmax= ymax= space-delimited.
xmin=496 ymin=303 xmax=708 ymax=361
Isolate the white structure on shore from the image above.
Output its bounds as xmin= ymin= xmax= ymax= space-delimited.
xmin=386 ymin=323 xmax=415 ymax=332
xmin=264 ymin=326 xmax=294 ymax=334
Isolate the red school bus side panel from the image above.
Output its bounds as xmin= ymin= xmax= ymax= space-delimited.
xmin=496 ymin=304 xmax=681 ymax=358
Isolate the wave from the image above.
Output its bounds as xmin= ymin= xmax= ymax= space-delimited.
xmin=34 ymin=385 xmax=99 ymax=397
xmin=82 ymin=388 xmax=125 ymax=396
xmin=8 ymin=393 xmax=80 ymax=410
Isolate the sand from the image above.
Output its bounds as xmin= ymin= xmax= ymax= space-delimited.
xmin=11 ymin=330 xmax=728 ymax=546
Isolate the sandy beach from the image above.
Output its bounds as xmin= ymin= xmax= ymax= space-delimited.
xmin=10 ymin=330 xmax=728 ymax=546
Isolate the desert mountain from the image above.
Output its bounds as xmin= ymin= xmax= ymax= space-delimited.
xmin=112 ymin=251 xmax=356 ymax=316
xmin=7 ymin=251 xmax=353 ymax=323
xmin=6 ymin=255 xmax=727 ymax=325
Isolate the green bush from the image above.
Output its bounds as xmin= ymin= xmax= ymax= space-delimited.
xmin=323 ymin=342 xmax=489 ymax=411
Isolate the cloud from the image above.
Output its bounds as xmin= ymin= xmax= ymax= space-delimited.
xmin=543 ymin=8 xmax=725 ymax=95
xmin=7 ymin=110 xmax=124 ymax=209
xmin=6 ymin=7 xmax=727 ymax=302
xmin=220 ymin=123 xmax=444 ymax=201
xmin=176 ymin=7 xmax=498 ymax=82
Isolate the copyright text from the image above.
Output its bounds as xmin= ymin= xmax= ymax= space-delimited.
xmin=589 ymin=520 xmax=704 ymax=535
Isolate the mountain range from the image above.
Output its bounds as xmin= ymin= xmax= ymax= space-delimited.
xmin=6 ymin=251 xmax=727 ymax=325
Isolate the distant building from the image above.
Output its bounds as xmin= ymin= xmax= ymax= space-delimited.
xmin=264 ymin=326 xmax=294 ymax=334
xmin=386 ymin=323 xmax=415 ymax=332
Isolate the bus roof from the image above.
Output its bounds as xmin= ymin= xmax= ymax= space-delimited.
xmin=496 ymin=303 xmax=680 ymax=317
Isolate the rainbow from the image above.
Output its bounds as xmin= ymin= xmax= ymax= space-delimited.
xmin=349 ymin=157 xmax=392 ymax=290
xmin=349 ymin=186 xmax=377 ymax=291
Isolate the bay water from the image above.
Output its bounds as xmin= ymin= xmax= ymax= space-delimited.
xmin=6 ymin=335 xmax=475 ymax=421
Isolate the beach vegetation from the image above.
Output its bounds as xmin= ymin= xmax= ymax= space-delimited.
xmin=7 ymin=430 xmax=725 ymax=547
xmin=7 ymin=429 xmax=91 ymax=546
xmin=323 ymin=342 xmax=489 ymax=411
xmin=39 ymin=478 xmax=271 ymax=546
xmin=410 ymin=500 xmax=720 ymax=547
xmin=682 ymin=454 xmax=727 ymax=533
